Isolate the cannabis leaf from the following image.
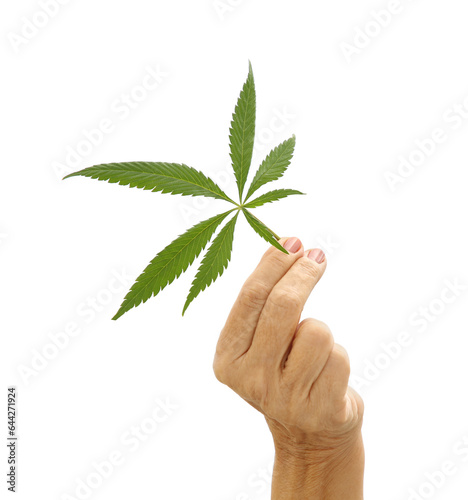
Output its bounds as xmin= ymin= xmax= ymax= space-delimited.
xmin=64 ymin=162 xmax=235 ymax=204
xmin=244 ymin=136 xmax=296 ymax=201
xmin=182 ymin=212 xmax=239 ymax=315
xmin=229 ymin=61 xmax=256 ymax=201
xmin=64 ymin=62 xmax=304 ymax=318
xmin=241 ymin=209 xmax=286 ymax=254
xmin=112 ymin=210 xmax=234 ymax=320
xmin=243 ymin=189 xmax=304 ymax=209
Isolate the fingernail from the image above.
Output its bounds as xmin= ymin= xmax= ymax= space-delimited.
xmin=283 ymin=237 xmax=302 ymax=253
xmin=306 ymin=248 xmax=325 ymax=263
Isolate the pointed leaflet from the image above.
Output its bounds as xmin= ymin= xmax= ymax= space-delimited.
xmin=112 ymin=210 xmax=234 ymax=320
xmin=64 ymin=162 xmax=236 ymax=204
xmin=242 ymin=209 xmax=287 ymax=254
xmin=243 ymin=189 xmax=304 ymax=209
xmin=182 ymin=212 xmax=239 ymax=315
xmin=244 ymin=136 xmax=296 ymax=202
xmin=229 ymin=62 xmax=256 ymax=201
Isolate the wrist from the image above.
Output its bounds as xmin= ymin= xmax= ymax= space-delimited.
xmin=271 ymin=430 xmax=365 ymax=500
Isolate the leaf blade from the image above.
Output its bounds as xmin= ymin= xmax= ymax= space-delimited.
xmin=243 ymin=188 xmax=304 ymax=209
xmin=182 ymin=212 xmax=239 ymax=315
xmin=229 ymin=62 xmax=256 ymax=201
xmin=112 ymin=209 xmax=234 ymax=320
xmin=64 ymin=162 xmax=236 ymax=204
xmin=242 ymin=208 xmax=287 ymax=254
xmin=244 ymin=136 xmax=296 ymax=201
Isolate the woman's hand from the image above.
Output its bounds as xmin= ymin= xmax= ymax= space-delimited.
xmin=213 ymin=237 xmax=364 ymax=499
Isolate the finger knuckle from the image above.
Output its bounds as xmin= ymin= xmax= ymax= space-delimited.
xmin=328 ymin=406 xmax=350 ymax=428
xmin=269 ymin=287 xmax=302 ymax=310
xmin=267 ymin=251 xmax=292 ymax=269
xmin=331 ymin=344 xmax=351 ymax=375
xmin=238 ymin=281 xmax=270 ymax=310
xmin=212 ymin=353 xmax=230 ymax=384
xmin=298 ymin=319 xmax=334 ymax=350
xmin=298 ymin=258 xmax=321 ymax=281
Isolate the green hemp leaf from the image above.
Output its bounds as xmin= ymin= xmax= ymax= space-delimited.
xmin=64 ymin=62 xmax=304 ymax=318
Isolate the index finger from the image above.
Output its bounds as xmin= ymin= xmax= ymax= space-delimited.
xmin=216 ymin=237 xmax=304 ymax=357
xmin=248 ymin=249 xmax=327 ymax=369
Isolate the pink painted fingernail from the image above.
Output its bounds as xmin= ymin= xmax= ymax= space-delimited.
xmin=283 ymin=237 xmax=302 ymax=253
xmin=306 ymin=248 xmax=325 ymax=263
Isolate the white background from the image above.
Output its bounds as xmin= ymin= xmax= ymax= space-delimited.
xmin=2 ymin=1 xmax=468 ymax=499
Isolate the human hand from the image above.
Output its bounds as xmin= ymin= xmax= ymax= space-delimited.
xmin=213 ymin=237 xmax=364 ymax=499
